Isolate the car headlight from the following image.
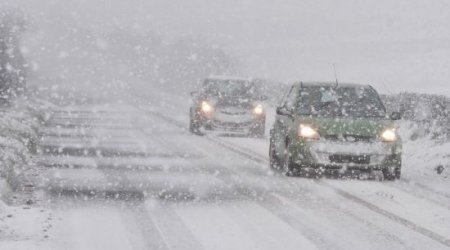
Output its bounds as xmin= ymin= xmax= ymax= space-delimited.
xmin=298 ymin=124 xmax=320 ymax=140
xmin=201 ymin=101 xmax=213 ymax=113
xmin=381 ymin=128 xmax=397 ymax=142
xmin=253 ymin=104 xmax=264 ymax=115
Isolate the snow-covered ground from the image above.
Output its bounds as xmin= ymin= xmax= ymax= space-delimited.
xmin=1 ymin=81 xmax=448 ymax=250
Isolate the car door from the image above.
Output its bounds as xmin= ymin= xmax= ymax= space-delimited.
xmin=273 ymin=85 xmax=297 ymax=155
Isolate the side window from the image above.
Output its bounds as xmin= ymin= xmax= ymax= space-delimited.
xmin=283 ymin=86 xmax=298 ymax=110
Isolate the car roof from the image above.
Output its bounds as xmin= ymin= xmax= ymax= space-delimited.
xmin=205 ymin=75 xmax=251 ymax=82
xmin=294 ymin=81 xmax=371 ymax=89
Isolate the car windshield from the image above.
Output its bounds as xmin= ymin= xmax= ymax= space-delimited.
xmin=203 ymin=79 xmax=260 ymax=99
xmin=297 ymin=86 xmax=386 ymax=118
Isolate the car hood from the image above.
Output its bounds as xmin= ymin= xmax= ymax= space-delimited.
xmin=296 ymin=116 xmax=396 ymax=138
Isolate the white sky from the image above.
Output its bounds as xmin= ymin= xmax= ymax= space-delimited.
xmin=4 ymin=0 xmax=450 ymax=95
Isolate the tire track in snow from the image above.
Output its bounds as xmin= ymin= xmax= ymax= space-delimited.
xmin=143 ymin=200 xmax=205 ymax=250
xmin=120 ymin=201 xmax=170 ymax=250
xmin=262 ymin=192 xmax=417 ymax=250
xmin=324 ymin=182 xmax=450 ymax=247
xmin=387 ymin=180 xmax=450 ymax=211
xmin=400 ymin=178 xmax=450 ymax=199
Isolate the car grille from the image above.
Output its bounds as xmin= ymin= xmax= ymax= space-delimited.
xmin=220 ymin=110 xmax=248 ymax=115
xmin=324 ymin=134 xmax=375 ymax=142
xmin=212 ymin=120 xmax=254 ymax=129
xmin=329 ymin=154 xmax=371 ymax=164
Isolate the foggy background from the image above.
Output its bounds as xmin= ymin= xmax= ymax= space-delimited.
xmin=2 ymin=0 xmax=450 ymax=96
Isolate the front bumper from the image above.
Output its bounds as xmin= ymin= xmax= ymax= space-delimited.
xmin=290 ymin=140 xmax=401 ymax=170
xmin=207 ymin=119 xmax=262 ymax=132
xmin=196 ymin=109 xmax=265 ymax=132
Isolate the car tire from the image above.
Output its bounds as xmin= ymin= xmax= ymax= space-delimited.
xmin=382 ymin=165 xmax=401 ymax=181
xmin=189 ymin=109 xmax=202 ymax=135
xmin=282 ymin=142 xmax=296 ymax=176
xmin=269 ymin=139 xmax=282 ymax=170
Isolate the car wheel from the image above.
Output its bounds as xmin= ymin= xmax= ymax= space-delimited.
xmin=189 ymin=109 xmax=202 ymax=135
xmin=269 ymin=139 xmax=282 ymax=170
xmin=282 ymin=144 xmax=296 ymax=176
xmin=382 ymin=165 xmax=401 ymax=181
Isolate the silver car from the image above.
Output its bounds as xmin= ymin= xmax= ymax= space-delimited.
xmin=189 ymin=76 xmax=267 ymax=137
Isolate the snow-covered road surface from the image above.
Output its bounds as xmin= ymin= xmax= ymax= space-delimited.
xmin=4 ymin=103 xmax=450 ymax=250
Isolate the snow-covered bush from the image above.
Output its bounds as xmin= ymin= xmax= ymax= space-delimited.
xmin=383 ymin=93 xmax=450 ymax=177
xmin=0 ymin=99 xmax=41 ymax=192
xmin=382 ymin=92 xmax=450 ymax=141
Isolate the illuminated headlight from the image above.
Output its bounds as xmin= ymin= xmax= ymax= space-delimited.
xmin=201 ymin=101 xmax=213 ymax=113
xmin=298 ymin=124 xmax=320 ymax=140
xmin=381 ymin=129 xmax=397 ymax=142
xmin=253 ymin=104 xmax=264 ymax=115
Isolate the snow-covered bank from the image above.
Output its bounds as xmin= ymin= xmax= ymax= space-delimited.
xmin=0 ymin=99 xmax=42 ymax=194
xmin=0 ymin=98 xmax=55 ymax=247
xmin=384 ymin=92 xmax=450 ymax=183
xmin=399 ymin=121 xmax=449 ymax=195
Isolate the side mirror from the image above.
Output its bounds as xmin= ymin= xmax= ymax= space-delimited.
xmin=390 ymin=111 xmax=402 ymax=120
xmin=260 ymin=95 xmax=268 ymax=101
xmin=190 ymin=91 xmax=198 ymax=98
xmin=276 ymin=106 xmax=293 ymax=118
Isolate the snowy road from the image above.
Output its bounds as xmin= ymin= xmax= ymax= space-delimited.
xmin=21 ymin=102 xmax=450 ymax=249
